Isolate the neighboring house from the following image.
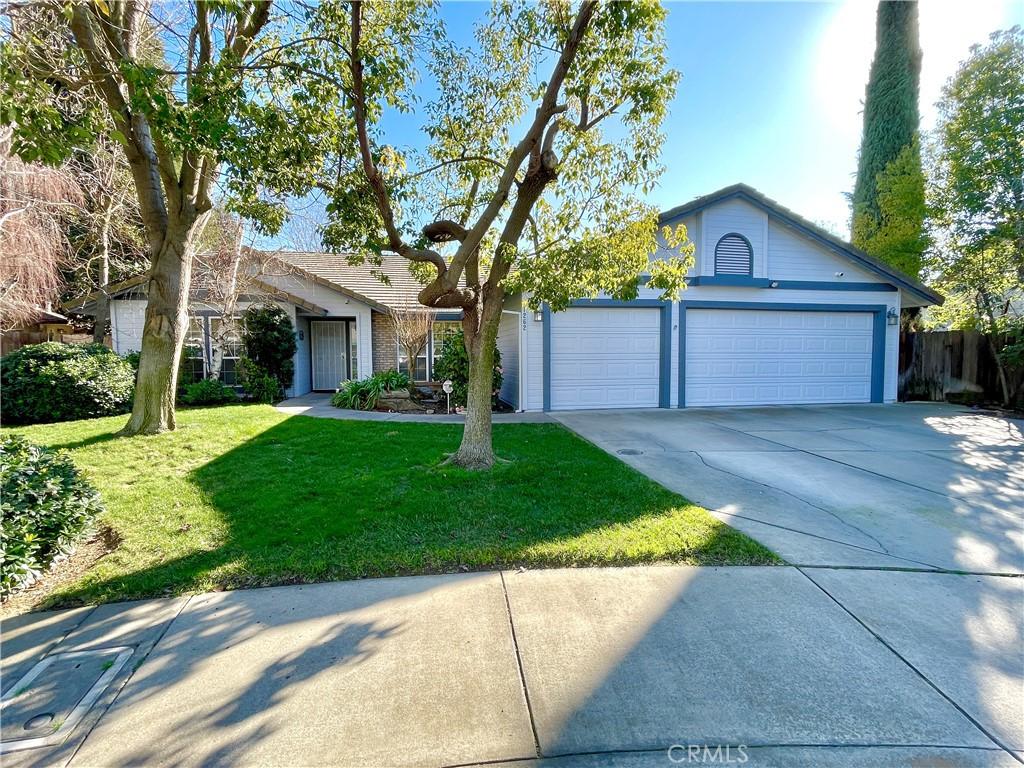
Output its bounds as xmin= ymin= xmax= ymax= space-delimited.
xmin=1 ymin=306 xmax=77 ymax=356
xmin=72 ymin=183 xmax=941 ymax=410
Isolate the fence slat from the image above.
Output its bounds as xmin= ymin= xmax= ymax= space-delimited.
xmin=899 ymin=330 xmax=1022 ymax=406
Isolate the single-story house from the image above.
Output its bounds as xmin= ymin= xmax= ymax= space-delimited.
xmin=74 ymin=184 xmax=941 ymax=410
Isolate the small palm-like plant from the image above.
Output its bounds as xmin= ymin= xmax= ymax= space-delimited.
xmin=331 ymin=370 xmax=410 ymax=410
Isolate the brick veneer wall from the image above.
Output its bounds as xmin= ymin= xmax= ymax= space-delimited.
xmin=371 ymin=313 xmax=398 ymax=374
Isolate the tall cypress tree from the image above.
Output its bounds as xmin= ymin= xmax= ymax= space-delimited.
xmin=851 ymin=1 xmax=926 ymax=277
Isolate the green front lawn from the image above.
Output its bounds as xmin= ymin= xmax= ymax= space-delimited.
xmin=5 ymin=406 xmax=778 ymax=608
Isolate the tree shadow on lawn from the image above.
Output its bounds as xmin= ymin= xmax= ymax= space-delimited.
xmin=50 ymin=414 xmax=777 ymax=607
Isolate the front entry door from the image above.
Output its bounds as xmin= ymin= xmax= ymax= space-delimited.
xmin=311 ymin=321 xmax=348 ymax=391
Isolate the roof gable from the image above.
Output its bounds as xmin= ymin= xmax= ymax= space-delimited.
xmin=659 ymin=183 xmax=942 ymax=305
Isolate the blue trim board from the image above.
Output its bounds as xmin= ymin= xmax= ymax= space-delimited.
xmin=677 ymin=301 xmax=888 ymax=406
xmin=677 ymin=305 xmax=686 ymax=407
xmin=771 ymin=280 xmax=896 ymax=292
xmin=643 ymin=275 xmax=897 ymax=292
xmin=542 ymin=299 xmax=672 ymax=411
xmin=689 ymin=276 xmax=771 ymax=288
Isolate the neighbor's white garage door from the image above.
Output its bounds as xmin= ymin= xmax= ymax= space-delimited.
xmin=550 ymin=307 xmax=661 ymax=409
xmin=685 ymin=308 xmax=873 ymax=406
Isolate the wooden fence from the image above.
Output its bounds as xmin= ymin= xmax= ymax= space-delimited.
xmin=899 ymin=330 xmax=1022 ymax=406
xmin=1 ymin=331 xmax=107 ymax=356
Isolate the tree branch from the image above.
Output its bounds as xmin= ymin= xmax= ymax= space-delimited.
xmin=422 ymin=220 xmax=468 ymax=243
xmin=348 ymin=0 xmax=449 ymax=279
xmin=450 ymin=0 xmax=597 ymax=278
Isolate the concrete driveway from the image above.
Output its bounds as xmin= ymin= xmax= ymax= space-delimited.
xmin=553 ymin=403 xmax=1024 ymax=574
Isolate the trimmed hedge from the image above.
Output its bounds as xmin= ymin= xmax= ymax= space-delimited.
xmin=1 ymin=343 xmax=134 ymax=425
xmin=180 ymin=378 xmax=239 ymax=406
xmin=1 ymin=435 xmax=104 ymax=594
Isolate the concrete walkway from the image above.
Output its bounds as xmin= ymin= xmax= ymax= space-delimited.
xmin=276 ymin=392 xmax=552 ymax=423
xmin=3 ymin=566 xmax=1022 ymax=767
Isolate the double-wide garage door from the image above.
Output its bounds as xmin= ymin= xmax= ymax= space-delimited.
xmin=685 ymin=308 xmax=873 ymax=406
xmin=547 ymin=305 xmax=875 ymax=410
xmin=549 ymin=307 xmax=661 ymax=410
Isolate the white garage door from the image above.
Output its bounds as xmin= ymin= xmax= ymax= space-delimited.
xmin=550 ymin=307 xmax=661 ymax=409
xmin=685 ymin=308 xmax=873 ymax=406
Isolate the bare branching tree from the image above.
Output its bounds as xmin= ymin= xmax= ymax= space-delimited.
xmin=66 ymin=138 xmax=145 ymax=343
xmin=388 ymin=303 xmax=434 ymax=387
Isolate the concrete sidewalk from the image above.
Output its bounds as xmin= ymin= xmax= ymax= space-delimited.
xmin=2 ymin=566 xmax=1021 ymax=767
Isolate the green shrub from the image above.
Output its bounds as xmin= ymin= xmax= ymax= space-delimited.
xmin=1 ymin=342 xmax=135 ymax=425
xmin=0 ymin=435 xmax=104 ymax=594
xmin=432 ymin=330 xmax=502 ymax=408
xmin=239 ymin=357 xmax=283 ymax=404
xmin=242 ymin=305 xmax=296 ymax=393
xmin=123 ymin=350 xmax=141 ymax=371
xmin=331 ymin=369 xmax=410 ymax=410
xmin=374 ymin=368 xmax=411 ymax=392
xmin=179 ymin=378 xmax=239 ymax=406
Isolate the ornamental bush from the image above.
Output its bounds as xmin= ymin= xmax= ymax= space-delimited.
xmin=239 ymin=357 xmax=283 ymax=404
xmin=1 ymin=435 xmax=104 ymax=594
xmin=432 ymin=330 xmax=502 ymax=408
xmin=331 ymin=369 xmax=411 ymax=410
xmin=242 ymin=304 xmax=296 ymax=393
xmin=179 ymin=378 xmax=239 ymax=406
xmin=1 ymin=343 xmax=135 ymax=425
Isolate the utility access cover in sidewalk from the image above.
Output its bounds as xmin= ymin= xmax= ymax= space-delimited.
xmin=0 ymin=646 xmax=133 ymax=753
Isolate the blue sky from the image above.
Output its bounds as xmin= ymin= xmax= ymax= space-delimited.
xmin=274 ymin=0 xmax=1020 ymax=248
xmin=644 ymin=0 xmax=1019 ymax=236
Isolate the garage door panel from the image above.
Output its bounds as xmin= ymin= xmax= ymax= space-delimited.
xmin=685 ymin=308 xmax=874 ymax=407
xmin=550 ymin=307 xmax=661 ymax=410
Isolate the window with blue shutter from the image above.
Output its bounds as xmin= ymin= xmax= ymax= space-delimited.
xmin=714 ymin=233 xmax=753 ymax=276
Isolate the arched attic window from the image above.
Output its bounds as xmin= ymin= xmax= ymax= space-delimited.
xmin=714 ymin=233 xmax=753 ymax=276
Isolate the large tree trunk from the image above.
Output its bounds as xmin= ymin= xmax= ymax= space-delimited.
xmin=449 ymin=298 xmax=503 ymax=469
xmin=120 ymin=215 xmax=199 ymax=435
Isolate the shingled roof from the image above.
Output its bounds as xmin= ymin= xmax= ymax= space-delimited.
xmin=273 ymin=252 xmax=428 ymax=310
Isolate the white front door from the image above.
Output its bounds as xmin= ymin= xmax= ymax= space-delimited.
xmin=684 ymin=308 xmax=874 ymax=406
xmin=311 ymin=321 xmax=348 ymax=391
xmin=549 ymin=307 xmax=661 ymax=410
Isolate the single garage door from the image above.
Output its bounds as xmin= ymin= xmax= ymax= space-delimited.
xmin=685 ymin=308 xmax=873 ymax=406
xmin=550 ymin=307 xmax=661 ymax=409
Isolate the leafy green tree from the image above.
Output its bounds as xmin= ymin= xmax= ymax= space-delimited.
xmin=851 ymin=1 xmax=925 ymax=276
xmin=926 ymin=27 xmax=1024 ymax=405
xmin=313 ymin=0 xmax=692 ymax=468
xmin=2 ymin=2 xmax=332 ymax=435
